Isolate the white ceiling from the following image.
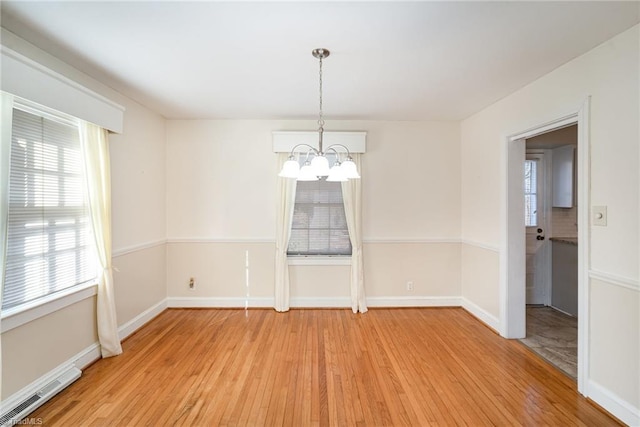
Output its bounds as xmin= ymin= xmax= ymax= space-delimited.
xmin=1 ymin=1 xmax=638 ymax=121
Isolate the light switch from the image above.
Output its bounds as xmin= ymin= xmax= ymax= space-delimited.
xmin=592 ymin=206 xmax=607 ymax=226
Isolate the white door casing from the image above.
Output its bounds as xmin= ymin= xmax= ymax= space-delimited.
xmin=502 ymin=97 xmax=590 ymax=395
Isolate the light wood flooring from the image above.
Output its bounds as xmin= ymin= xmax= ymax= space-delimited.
xmin=31 ymin=308 xmax=619 ymax=426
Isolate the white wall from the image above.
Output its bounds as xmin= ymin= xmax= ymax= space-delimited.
xmin=109 ymin=106 xmax=166 ymax=252
xmin=461 ymin=24 xmax=639 ymax=422
xmin=1 ymin=30 xmax=167 ymax=398
xmin=166 ymin=120 xmax=461 ymax=304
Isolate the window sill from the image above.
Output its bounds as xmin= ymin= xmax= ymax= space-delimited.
xmin=1 ymin=283 xmax=98 ymax=333
xmin=287 ymin=256 xmax=352 ymax=266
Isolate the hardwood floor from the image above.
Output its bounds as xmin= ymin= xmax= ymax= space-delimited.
xmin=31 ymin=308 xmax=619 ymax=426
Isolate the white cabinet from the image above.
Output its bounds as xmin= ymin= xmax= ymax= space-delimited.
xmin=552 ymin=145 xmax=575 ymax=208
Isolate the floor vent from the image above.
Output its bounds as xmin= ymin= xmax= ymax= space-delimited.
xmin=0 ymin=366 xmax=81 ymax=426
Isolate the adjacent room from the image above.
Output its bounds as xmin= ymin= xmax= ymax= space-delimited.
xmin=1 ymin=2 xmax=638 ymax=426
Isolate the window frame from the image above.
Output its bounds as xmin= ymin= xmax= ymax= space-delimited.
xmin=1 ymin=100 xmax=98 ymax=328
xmin=524 ymin=157 xmax=539 ymax=228
xmin=287 ymin=256 xmax=351 ymax=266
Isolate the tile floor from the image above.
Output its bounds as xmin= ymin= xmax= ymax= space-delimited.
xmin=520 ymin=305 xmax=577 ymax=379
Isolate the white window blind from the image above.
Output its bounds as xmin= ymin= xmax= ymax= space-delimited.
xmin=288 ymin=173 xmax=352 ymax=256
xmin=524 ymin=159 xmax=538 ymax=227
xmin=3 ymin=107 xmax=96 ymax=311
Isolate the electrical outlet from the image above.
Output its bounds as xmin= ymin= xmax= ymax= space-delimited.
xmin=189 ymin=277 xmax=195 ymax=290
xmin=406 ymin=281 xmax=414 ymax=292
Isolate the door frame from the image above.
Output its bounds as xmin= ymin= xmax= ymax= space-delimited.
xmin=501 ymin=98 xmax=590 ymax=394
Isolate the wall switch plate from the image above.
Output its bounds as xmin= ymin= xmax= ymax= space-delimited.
xmin=592 ymin=206 xmax=607 ymax=226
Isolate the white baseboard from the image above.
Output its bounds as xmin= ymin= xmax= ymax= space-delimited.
xmin=118 ymin=299 xmax=167 ymax=341
xmin=461 ymin=298 xmax=500 ymax=332
xmin=167 ymin=297 xmax=274 ymax=308
xmin=587 ymin=380 xmax=639 ymax=426
xmin=167 ymin=296 xmax=351 ymax=309
xmin=166 ymin=296 xmax=463 ymax=309
xmin=290 ymin=297 xmax=351 ymax=307
xmin=367 ymin=296 xmax=462 ymax=307
xmin=73 ymin=343 xmax=101 ymax=370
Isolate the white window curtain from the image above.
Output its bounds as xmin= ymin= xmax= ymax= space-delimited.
xmin=275 ymin=153 xmax=297 ymax=312
xmin=80 ymin=121 xmax=122 ymax=357
xmin=341 ymin=154 xmax=367 ymax=313
xmin=0 ymin=92 xmax=15 ymax=381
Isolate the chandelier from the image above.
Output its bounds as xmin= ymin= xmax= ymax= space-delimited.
xmin=278 ymin=48 xmax=360 ymax=182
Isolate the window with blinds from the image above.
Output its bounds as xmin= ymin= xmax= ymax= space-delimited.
xmin=524 ymin=159 xmax=538 ymax=227
xmin=3 ymin=107 xmax=96 ymax=312
xmin=288 ymin=176 xmax=352 ymax=256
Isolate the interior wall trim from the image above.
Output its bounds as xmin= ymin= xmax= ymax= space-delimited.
xmin=73 ymin=343 xmax=101 ymax=372
xmin=166 ymin=238 xmax=276 ymax=244
xmin=587 ymin=379 xmax=639 ymax=427
xmin=117 ymin=299 xmax=167 ymax=341
xmin=362 ymin=238 xmax=460 ymax=244
xmin=461 ymin=297 xmax=500 ymax=332
xmin=112 ymin=239 xmax=167 ymax=257
xmin=166 ymin=238 xmax=467 ymax=245
xmin=588 ymin=270 xmax=639 ymax=292
xmin=461 ymin=239 xmax=500 ymax=253
xmin=288 ymin=257 xmax=351 ymax=266
xmin=291 ymin=297 xmax=351 ymax=308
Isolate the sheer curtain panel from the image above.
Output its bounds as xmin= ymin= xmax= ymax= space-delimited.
xmin=80 ymin=121 xmax=122 ymax=357
xmin=275 ymin=153 xmax=297 ymax=312
xmin=341 ymin=154 xmax=367 ymax=313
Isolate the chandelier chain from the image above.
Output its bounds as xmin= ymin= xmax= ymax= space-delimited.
xmin=318 ymin=54 xmax=324 ymax=129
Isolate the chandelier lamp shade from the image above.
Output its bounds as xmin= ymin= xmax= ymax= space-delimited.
xmin=278 ymin=48 xmax=360 ymax=182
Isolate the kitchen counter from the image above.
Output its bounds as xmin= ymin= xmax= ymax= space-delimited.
xmin=550 ymin=236 xmax=578 ymax=246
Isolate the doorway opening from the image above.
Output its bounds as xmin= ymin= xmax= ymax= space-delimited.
xmin=520 ymin=125 xmax=578 ymax=379
xmin=502 ymin=99 xmax=590 ymax=394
